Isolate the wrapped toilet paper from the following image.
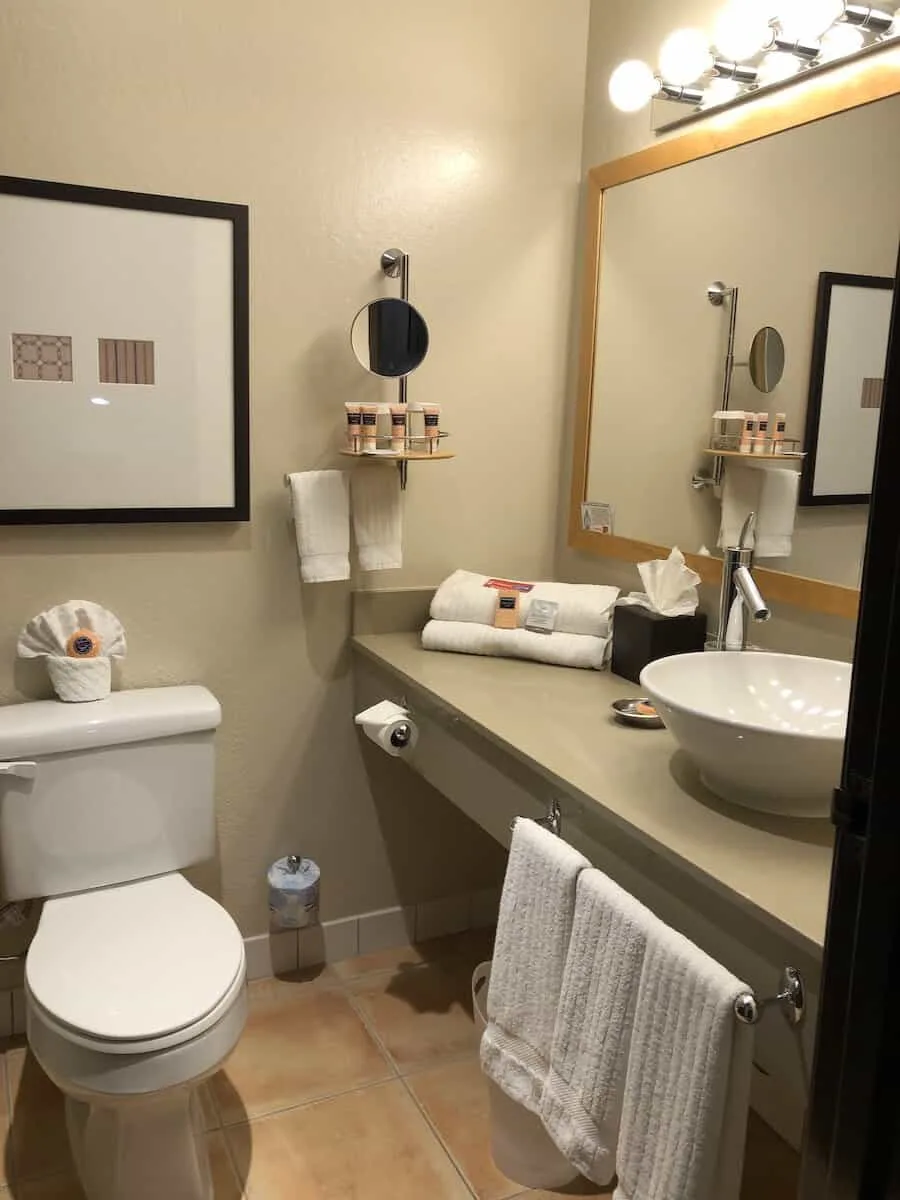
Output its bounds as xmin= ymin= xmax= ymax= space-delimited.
xmin=268 ymin=856 xmax=320 ymax=931
xmin=17 ymin=599 xmax=126 ymax=702
xmin=354 ymin=700 xmax=419 ymax=757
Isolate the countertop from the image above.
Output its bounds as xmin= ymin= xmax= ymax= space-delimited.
xmin=353 ymin=632 xmax=834 ymax=956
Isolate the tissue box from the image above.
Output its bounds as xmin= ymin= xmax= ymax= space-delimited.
xmin=611 ymin=604 xmax=707 ymax=685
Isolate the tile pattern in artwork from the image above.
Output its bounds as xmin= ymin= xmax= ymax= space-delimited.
xmin=860 ymin=377 xmax=883 ymax=410
xmin=98 ymin=339 xmax=155 ymax=385
xmin=11 ymin=335 xmax=73 ymax=382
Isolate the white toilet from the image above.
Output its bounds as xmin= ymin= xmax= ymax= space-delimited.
xmin=0 ymin=685 xmax=247 ymax=1200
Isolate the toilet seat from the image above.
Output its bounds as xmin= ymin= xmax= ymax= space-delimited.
xmin=27 ymin=873 xmax=244 ymax=1048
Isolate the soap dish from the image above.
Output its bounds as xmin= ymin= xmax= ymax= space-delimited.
xmin=611 ymin=698 xmax=665 ymax=729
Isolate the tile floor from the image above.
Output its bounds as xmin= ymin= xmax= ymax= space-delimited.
xmin=0 ymin=929 xmax=800 ymax=1199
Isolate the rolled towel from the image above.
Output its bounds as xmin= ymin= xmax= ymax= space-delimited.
xmin=351 ymin=466 xmax=402 ymax=571
xmin=288 ymin=470 xmax=350 ymax=583
xmin=481 ymin=819 xmax=590 ymax=1114
xmin=613 ymin=923 xmax=754 ymax=1200
xmin=422 ymin=619 xmax=610 ymax=670
xmin=540 ymin=869 xmax=654 ymax=1187
xmin=431 ymin=570 xmax=619 ymax=638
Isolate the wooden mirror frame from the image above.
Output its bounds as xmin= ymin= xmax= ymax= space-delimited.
xmin=568 ymin=47 xmax=900 ymax=621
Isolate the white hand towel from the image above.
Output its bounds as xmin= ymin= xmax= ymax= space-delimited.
xmin=717 ymin=465 xmax=761 ymax=550
xmin=288 ymin=471 xmax=350 ymax=583
xmin=613 ymin=924 xmax=754 ymax=1200
xmin=422 ymin=620 xmax=610 ymax=671
xmin=540 ymin=869 xmax=654 ymax=1187
xmin=431 ymin=570 xmax=620 ymax=638
xmin=351 ymin=467 xmax=402 ymax=571
xmin=481 ymin=819 xmax=590 ymax=1115
xmin=755 ymin=468 xmax=799 ymax=558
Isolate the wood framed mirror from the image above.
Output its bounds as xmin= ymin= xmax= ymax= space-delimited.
xmin=568 ymin=48 xmax=900 ymax=621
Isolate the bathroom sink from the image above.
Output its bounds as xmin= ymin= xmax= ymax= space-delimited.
xmin=640 ymin=652 xmax=851 ymax=818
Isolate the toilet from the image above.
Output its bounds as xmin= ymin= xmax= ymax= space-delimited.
xmin=0 ymin=685 xmax=247 ymax=1200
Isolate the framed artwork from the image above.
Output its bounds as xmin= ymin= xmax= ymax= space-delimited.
xmin=801 ymin=270 xmax=894 ymax=507
xmin=0 ymin=176 xmax=249 ymax=523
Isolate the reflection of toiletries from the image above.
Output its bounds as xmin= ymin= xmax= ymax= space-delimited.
xmin=421 ymin=403 xmax=441 ymax=453
xmin=753 ymin=412 xmax=769 ymax=455
xmin=66 ymin=629 xmax=101 ymax=658
xmin=713 ymin=410 xmax=744 ymax=451
xmin=739 ymin=413 xmax=756 ymax=454
xmin=344 ymin=402 xmax=362 ymax=453
xmin=360 ymin=404 xmax=379 ymax=452
xmin=389 ymin=404 xmax=408 ymax=454
xmin=494 ymin=589 xmax=519 ymax=629
xmin=773 ymin=412 xmax=786 ymax=454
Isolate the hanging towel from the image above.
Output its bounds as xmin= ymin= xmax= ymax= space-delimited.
xmin=540 ymin=869 xmax=654 ymax=1187
xmin=288 ymin=471 xmax=350 ymax=583
xmin=422 ymin=620 xmax=610 ymax=671
xmin=755 ymin=468 xmax=799 ymax=558
xmin=481 ymin=819 xmax=590 ymax=1115
xmin=431 ymin=570 xmax=620 ymax=639
xmin=351 ymin=467 xmax=403 ymax=571
xmin=718 ymin=465 xmax=761 ymax=550
xmin=613 ymin=924 xmax=754 ymax=1200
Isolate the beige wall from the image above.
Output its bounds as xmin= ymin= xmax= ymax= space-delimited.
xmin=556 ymin=0 xmax=861 ymax=659
xmin=0 ymin=0 xmax=590 ymax=935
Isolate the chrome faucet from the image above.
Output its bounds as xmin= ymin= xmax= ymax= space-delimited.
xmin=714 ymin=511 xmax=771 ymax=650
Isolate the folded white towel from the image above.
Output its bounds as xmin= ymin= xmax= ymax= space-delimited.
xmin=351 ymin=466 xmax=402 ymax=572
xmin=718 ymin=464 xmax=798 ymax=559
xmin=431 ymin=569 xmax=619 ymax=638
xmin=481 ymin=819 xmax=590 ymax=1115
xmin=422 ymin=620 xmax=610 ymax=671
xmin=613 ymin=924 xmax=754 ymax=1200
xmin=540 ymin=869 xmax=654 ymax=1187
xmin=288 ymin=471 xmax=350 ymax=583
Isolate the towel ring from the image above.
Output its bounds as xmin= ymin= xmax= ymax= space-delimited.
xmin=734 ymin=966 xmax=805 ymax=1026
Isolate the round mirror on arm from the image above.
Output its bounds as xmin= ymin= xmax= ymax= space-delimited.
xmin=350 ymin=297 xmax=429 ymax=378
xmin=748 ymin=326 xmax=786 ymax=393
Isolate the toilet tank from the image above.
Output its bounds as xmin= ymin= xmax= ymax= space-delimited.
xmin=0 ymin=686 xmax=222 ymax=901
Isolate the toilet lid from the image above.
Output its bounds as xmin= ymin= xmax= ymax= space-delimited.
xmin=26 ymin=874 xmax=245 ymax=1042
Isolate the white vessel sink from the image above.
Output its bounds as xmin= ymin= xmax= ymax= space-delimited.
xmin=640 ymin=652 xmax=851 ymax=818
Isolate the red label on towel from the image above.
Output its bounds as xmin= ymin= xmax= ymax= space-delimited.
xmin=484 ymin=578 xmax=534 ymax=593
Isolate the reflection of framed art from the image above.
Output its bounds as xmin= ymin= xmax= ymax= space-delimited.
xmin=0 ymin=176 xmax=249 ymax=524
xmin=801 ymin=271 xmax=894 ymax=507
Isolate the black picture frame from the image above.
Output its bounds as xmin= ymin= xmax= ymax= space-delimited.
xmin=0 ymin=175 xmax=250 ymax=524
xmin=800 ymin=270 xmax=894 ymax=508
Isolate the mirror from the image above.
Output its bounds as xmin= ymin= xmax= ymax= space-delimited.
xmin=572 ymin=80 xmax=900 ymax=613
xmin=748 ymin=327 xmax=785 ymax=394
xmin=350 ymin=297 xmax=429 ymax=377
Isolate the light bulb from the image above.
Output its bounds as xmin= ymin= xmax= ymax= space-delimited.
xmin=757 ymin=49 xmax=802 ymax=82
xmin=608 ymin=60 xmax=658 ymax=112
xmin=714 ymin=0 xmax=774 ymax=60
xmin=776 ymin=0 xmax=845 ymax=40
xmin=658 ymin=28 xmax=713 ymax=84
xmin=703 ymin=77 xmax=743 ymax=105
xmin=817 ymin=21 xmax=865 ymax=58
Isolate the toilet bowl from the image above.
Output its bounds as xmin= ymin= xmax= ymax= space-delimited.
xmin=24 ymin=873 xmax=247 ymax=1200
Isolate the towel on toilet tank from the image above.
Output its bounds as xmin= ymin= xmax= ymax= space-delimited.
xmin=480 ymin=819 xmax=590 ymax=1113
xmin=431 ymin=570 xmax=619 ymax=638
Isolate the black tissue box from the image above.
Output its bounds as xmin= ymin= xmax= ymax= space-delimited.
xmin=611 ymin=604 xmax=707 ymax=685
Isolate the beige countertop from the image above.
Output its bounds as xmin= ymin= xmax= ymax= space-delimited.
xmin=353 ymin=632 xmax=833 ymax=957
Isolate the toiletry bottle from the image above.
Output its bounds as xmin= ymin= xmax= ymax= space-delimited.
xmin=421 ymin=404 xmax=441 ymax=454
xmin=753 ymin=412 xmax=769 ymax=455
xmin=344 ymin=402 xmax=363 ymax=454
xmin=360 ymin=404 xmax=378 ymax=452
xmin=389 ymin=404 xmax=408 ymax=454
xmin=773 ymin=412 xmax=786 ymax=454
xmin=739 ymin=413 xmax=757 ymax=454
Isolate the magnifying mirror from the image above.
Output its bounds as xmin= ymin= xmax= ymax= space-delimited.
xmin=350 ymin=297 xmax=429 ymax=378
xmin=748 ymin=326 xmax=785 ymax=393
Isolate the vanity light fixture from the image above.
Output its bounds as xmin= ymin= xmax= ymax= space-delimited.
xmin=608 ymin=0 xmax=899 ymax=121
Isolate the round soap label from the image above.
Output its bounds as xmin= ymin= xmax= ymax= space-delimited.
xmin=71 ymin=635 xmax=95 ymax=656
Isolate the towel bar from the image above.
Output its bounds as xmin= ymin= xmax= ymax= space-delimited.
xmin=733 ymin=966 xmax=805 ymax=1026
xmin=510 ymin=799 xmax=563 ymax=838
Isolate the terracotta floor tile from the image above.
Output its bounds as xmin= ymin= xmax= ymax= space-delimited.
xmin=406 ymin=1058 xmax=522 ymax=1200
xmin=199 ymin=1081 xmax=221 ymax=1131
xmin=211 ymin=975 xmax=392 ymax=1124
xmin=208 ymin=1131 xmax=245 ymax=1199
xmin=7 ymin=1050 xmax=74 ymax=1181
xmin=511 ymin=1183 xmax=613 ymax=1199
xmin=331 ymin=944 xmax=429 ymax=982
xmin=226 ymin=1079 xmax=471 ymax=1200
xmin=331 ymin=930 xmax=495 ymax=984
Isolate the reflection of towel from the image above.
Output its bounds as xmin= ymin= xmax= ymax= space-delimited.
xmin=422 ymin=620 xmax=610 ymax=670
xmin=431 ymin=570 xmax=618 ymax=638
xmin=351 ymin=467 xmax=402 ymax=571
xmin=613 ymin=924 xmax=754 ymax=1200
xmin=288 ymin=471 xmax=350 ymax=583
xmin=540 ymin=869 xmax=653 ymax=1187
xmin=718 ymin=465 xmax=798 ymax=558
xmin=481 ymin=819 xmax=590 ymax=1113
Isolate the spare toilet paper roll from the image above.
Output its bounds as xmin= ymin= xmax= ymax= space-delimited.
xmin=354 ymin=699 xmax=419 ymax=757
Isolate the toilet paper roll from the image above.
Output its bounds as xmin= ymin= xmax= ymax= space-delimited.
xmin=354 ymin=699 xmax=419 ymax=757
